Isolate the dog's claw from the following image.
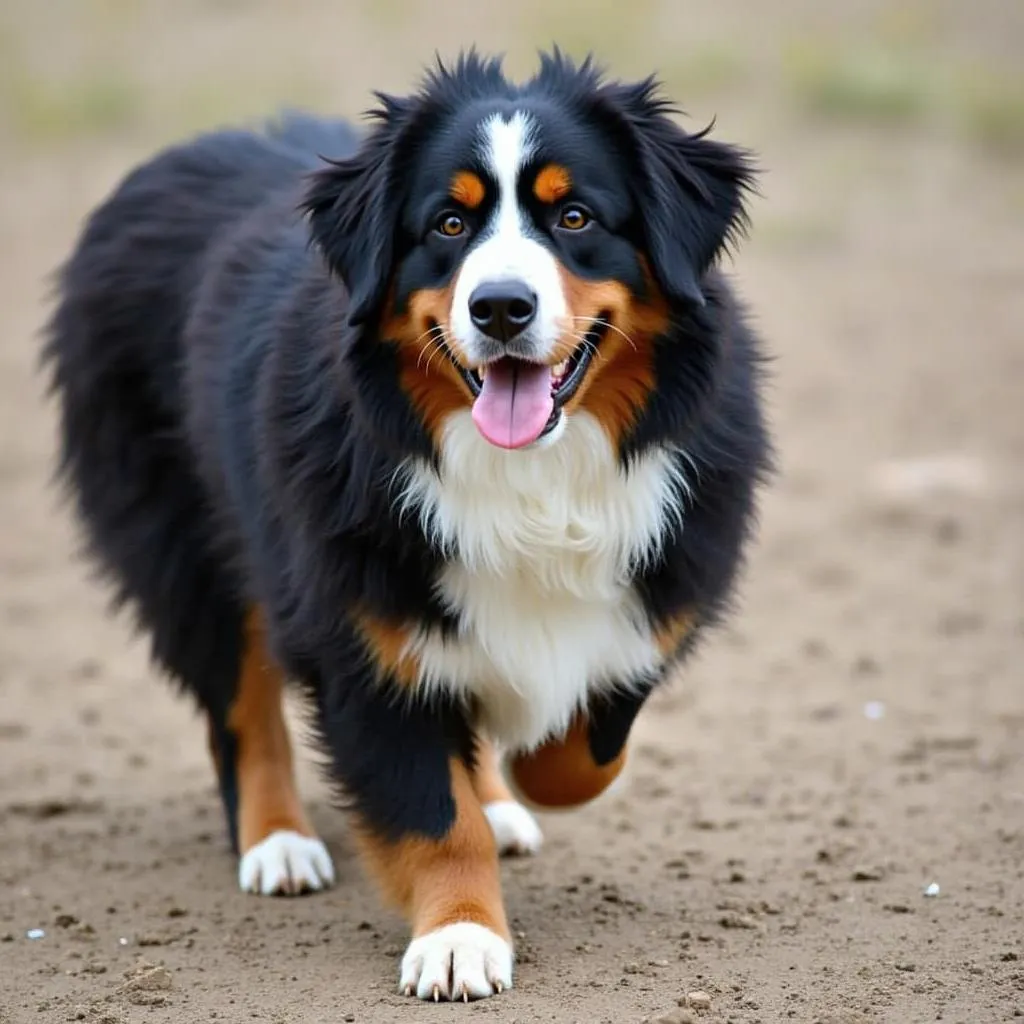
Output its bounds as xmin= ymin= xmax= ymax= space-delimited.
xmin=495 ymin=981 xmax=504 ymax=994
xmin=399 ymin=923 xmax=512 ymax=1001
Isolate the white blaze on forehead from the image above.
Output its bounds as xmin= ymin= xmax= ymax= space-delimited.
xmin=481 ymin=111 xmax=534 ymax=231
xmin=450 ymin=111 xmax=567 ymax=364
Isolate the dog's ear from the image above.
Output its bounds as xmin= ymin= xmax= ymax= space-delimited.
xmin=598 ymin=78 xmax=757 ymax=308
xmin=301 ymin=94 xmax=415 ymax=327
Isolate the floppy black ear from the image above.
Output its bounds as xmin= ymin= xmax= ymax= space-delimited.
xmin=301 ymin=94 xmax=413 ymax=327
xmin=598 ymin=78 xmax=757 ymax=308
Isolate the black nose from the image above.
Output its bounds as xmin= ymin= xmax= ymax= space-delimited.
xmin=468 ymin=280 xmax=537 ymax=342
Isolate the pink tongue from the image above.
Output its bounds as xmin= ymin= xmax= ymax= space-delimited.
xmin=471 ymin=358 xmax=554 ymax=450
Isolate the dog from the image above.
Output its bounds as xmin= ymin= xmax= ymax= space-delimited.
xmin=42 ymin=50 xmax=771 ymax=1001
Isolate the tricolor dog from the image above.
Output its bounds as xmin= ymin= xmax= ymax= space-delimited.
xmin=43 ymin=50 xmax=771 ymax=1001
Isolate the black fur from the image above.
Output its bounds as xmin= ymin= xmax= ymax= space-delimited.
xmin=42 ymin=52 xmax=771 ymax=850
xmin=209 ymin=719 xmax=241 ymax=852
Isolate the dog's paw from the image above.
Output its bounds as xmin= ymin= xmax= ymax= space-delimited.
xmin=399 ymin=923 xmax=513 ymax=1001
xmin=238 ymin=830 xmax=335 ymax=896
xmin=483 ymin=800 xmax=543 ymax=856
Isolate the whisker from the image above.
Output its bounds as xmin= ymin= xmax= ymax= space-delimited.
xmin=411 ymin=324 xmax=446 ymax=350
xmin=568 ymin=315 xmax=638 ymax=353
xmin=598 ymin=320 xmax=638 ymax=353
xmin=413 ymin=325 xmax=448 ymax=370
xmin=566 ymin=331 xmax=606 ymax=364
xmin=415 ymin=339 xmax=440 ymax=370
xmin=422 ymin=339 xmax=447 ymax=374
xmin=423 ymin=326 xmax=455 ymax=375
xmin=417 ymin=339 xmax=445 ymax=371
xmin=425 ymin=342 xmax=447 ymax=374
xmin=409 ymin=323 xmax=476 ymax=383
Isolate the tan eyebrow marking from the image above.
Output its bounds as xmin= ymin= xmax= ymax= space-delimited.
xmin=449 ymin=170 xmax=486 ymax=209
xmin=534 ymin=163 xmax=573 ymax=204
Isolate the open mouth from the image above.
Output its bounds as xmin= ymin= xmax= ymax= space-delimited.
xmin=439 ymin=315 xmax=610 ymax=450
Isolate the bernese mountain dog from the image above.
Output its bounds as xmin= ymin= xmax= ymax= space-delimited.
xmin=42 ymin=50 xmax=771 ymax=1001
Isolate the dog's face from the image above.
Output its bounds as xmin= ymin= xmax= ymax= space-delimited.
xmin=304 ymin=53 xmax=755 ymax=455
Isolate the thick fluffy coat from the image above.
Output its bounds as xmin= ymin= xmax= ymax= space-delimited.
xmin=43 ymin=52 xmax=771 ymax=1001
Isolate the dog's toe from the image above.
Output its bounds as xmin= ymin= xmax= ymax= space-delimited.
xmin=237 ymin=830 xmax=335 ymax=896
xmin=399 ymin=923 xmax=513 ymax=1001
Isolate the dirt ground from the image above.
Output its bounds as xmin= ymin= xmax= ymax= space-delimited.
xmin=1 ymin=2 xmax=1023 ymax=1022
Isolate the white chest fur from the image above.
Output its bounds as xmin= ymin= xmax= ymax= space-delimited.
xmin=396 ymin=411 xmax=689 ymax=752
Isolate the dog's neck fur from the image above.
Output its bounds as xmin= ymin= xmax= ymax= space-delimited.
xmin=395 ymin=410 xmax=690 ymax=750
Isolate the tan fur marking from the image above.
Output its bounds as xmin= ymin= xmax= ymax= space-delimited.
xmin=533 ymin=163 xmax=572 ymax=204
xmin=353 ymin=758 xmax=509 ymax=939
xmin=655 ymin=609 xmax=697 ymax=659
xmin=379 ymin=284 xmax=473 ymax=444
xmin=355 ymin=612 xmax=420 ymax=688
xmin=450 ymin=170 xmax=486 ymax=210
xmin=553 ymin=261 xmax=670 ymax=447
xmin=470 ymin=735 xmax=517 ymax=806
xmin=228 ymin=611 xmax=313 ymax=852
xmin=508 ymin=715 xmax=626 ymax=809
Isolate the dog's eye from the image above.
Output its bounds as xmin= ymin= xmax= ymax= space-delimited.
xmin=436 ymin=213 xmax=466 ymax=238
xmin=558 ymin=205 xmax=590 ymax=231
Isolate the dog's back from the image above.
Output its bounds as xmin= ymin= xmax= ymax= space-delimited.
xmin=41 ymin=114 xmax=359 ymax=697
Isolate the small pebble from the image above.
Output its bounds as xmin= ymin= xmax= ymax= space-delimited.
xmin=863 ymin=701 xmax=885 ymax=720
xmin=852 ymin=866 xmax=885 ymax=882
xmin=923 ymin=882 xmax=940 ymax=897
xmin=686 ymin=990 xmax=712 ymax=1011
xmin=654 ymin=1011 xmax=696 ymax=1024
xmin=26 ymin=928 xmax=46 ymax=940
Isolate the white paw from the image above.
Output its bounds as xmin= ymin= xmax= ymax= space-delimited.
xmin=484 ymin=800 xmax=543 ymax=856
xmin=399 ymin=922 xmax=513 ymax=1001
xmin=238 ymin=830 xmax=335 ymax=896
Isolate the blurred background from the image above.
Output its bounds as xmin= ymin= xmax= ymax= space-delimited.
xmin=1 ymin=2 xmax=1022 ymax=1022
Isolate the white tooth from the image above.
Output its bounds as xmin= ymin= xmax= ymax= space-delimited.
xmin=554 ymin=360 xmax=567 ymax=378
xmin=479 ymin=365 xmax=487 ymax=380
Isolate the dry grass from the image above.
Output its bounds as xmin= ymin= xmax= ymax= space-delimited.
xmin=949 ymin=69 xmax=1024 ymax=158
xmin=753 ymin=215 xmax=844 ymax=253
xmin=1 ymin=0 xmax=1021 ymax=166
xmin=778 ymin=32 xmax=1024 ymax=162
xmin=661 ymin=45 xmax=749 ymax=102
xmin=1 ymin=62 xmax=139 ymax=144
xmin=783 ymin=40 xmax=933 ymax=124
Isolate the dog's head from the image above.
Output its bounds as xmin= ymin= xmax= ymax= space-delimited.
xmin=303 ymin=51 xmax=755 ymax=455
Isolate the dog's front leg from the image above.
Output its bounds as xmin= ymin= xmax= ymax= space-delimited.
xmin=356 ymin=756 xmax=511 ymax=1001
xmin=316 ymin=681 xmax=512 ymax=1001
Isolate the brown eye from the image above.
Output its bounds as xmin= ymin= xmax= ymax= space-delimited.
xmin=437 ymin=213 xmax=465 ymax=237
xmin=558 ymin=205 xmax=590 ymax=231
